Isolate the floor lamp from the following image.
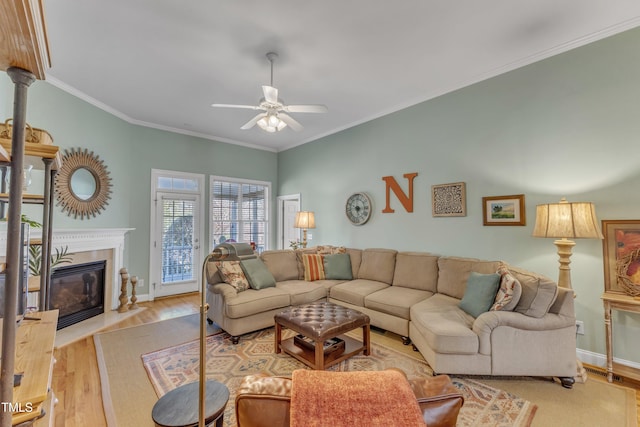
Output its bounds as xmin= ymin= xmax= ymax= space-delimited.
xmin=197 ymin=243 xmax=255 ymax=425
xmin=532 ymin=197 xmax=603 ymax=383
xmin=151 ymin=243 xmax=254 ymax=426
xmin=294 ymin=211 xmax=315 ymax=248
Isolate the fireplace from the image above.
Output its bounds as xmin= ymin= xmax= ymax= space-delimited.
xmin=49 ymin=261 xmax=106 ymax=330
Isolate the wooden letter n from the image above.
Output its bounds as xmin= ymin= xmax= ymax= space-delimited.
xmin=382 ymin=172 xmax=418 ymax=213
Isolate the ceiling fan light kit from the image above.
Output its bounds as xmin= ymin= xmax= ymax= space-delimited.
xmin=257 ymin=113 xmax=287 ymax=133
xmin=212 ymin=52 xmax=327 ymax=133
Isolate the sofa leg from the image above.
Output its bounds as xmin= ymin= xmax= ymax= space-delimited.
xmin=401 ymin=336 xmax=411 ymax=345
xmin=206 ymin=318 xmax=213 ymax=325
xmin=558 ymin=377 xmax=575 ymax=389
xmin=231 ymin=336 xmax=240 ymax=345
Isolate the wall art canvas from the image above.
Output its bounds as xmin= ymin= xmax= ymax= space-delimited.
xmin=432 ymin=182 xmax=466 ymax=217
xmin=482 ymin=195 xmax=526 ymax=226
xmin=602 ymin=220 xmax=640 ymax=296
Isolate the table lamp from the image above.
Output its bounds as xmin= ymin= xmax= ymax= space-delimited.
xmin=294 ymin=211 xmax=315 ymax=248
xmin=532 ymin=197 xmax=603 ymax=291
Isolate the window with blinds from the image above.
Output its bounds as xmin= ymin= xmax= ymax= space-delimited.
xmin=162 ymin=198 xmax=195 ymax=283
xmin=210 ymin=177 xmax=270 ymax=252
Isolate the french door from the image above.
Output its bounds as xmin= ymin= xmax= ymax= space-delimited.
xmin=150 ymin=170 xmax=204 ymax=298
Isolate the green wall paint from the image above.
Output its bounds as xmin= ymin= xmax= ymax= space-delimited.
xmin=0 ymin=73 xmax=278 ymax=296
xmin=278 ymin=27 xmax=640 ymax=363
xmin=2 ymin=25 xmax=640 ymax=366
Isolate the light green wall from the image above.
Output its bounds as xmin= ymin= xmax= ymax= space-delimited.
xmin=278 ymin=27 xmax=640 ymax=362
xmin=0 ymin=74 xmax=278 ymax=295
xmin=3 ymin=26 xmax=640 ymax=364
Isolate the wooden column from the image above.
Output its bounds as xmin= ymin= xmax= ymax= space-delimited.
xmin=39 ymin=157 xmax=55 ymax=311
xmin=1 ymin=66 xmax=35 ymax=427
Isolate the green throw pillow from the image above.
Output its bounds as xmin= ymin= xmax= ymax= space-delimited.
xmin=240 ymin=258 xmax=276 ymax=290
xmin=323 ymin=253 xmax=353 ymax=280
xmin=459 ymin=272 xmax=501 ymax=318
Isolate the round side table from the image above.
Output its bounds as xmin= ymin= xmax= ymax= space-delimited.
xmin=152 ymin=380 xmax=229 ymax=427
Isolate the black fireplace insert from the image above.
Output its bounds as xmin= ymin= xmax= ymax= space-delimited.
xmin=49 ymin=260 xmax=106 ymax=329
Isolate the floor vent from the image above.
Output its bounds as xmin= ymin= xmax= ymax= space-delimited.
xmin=583 ymin=365 xmax=622 ymax=382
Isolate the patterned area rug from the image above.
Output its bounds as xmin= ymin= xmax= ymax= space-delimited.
xmin=142 ymin=328 xmax=536 ymax=427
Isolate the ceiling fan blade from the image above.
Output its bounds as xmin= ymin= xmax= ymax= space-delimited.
xmin=211 ymin=103 xmax=260 ymax=110
xmin=262 ymin=85 xmax=279 ymax=104
xmin=240 ymin=113 xmax=267 ymax=130
xmin=278 ymin=113 xmax=303 ymax=132
xmin=282 ymin=104 xmax=328 ymax=113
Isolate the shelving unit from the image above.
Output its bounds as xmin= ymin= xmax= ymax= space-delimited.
xmin=0 ymin=128 xmax=60 ymax=427
xmin=1 ymin=2 xmax=55 ymax=426
xmin=0 ymin=132 xmax=62 ymax=311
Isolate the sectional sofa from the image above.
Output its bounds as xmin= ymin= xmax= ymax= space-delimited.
xmin=206 ymin=246 xmax=577 ymax=387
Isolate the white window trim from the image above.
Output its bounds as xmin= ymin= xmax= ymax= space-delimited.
xmin=149 ymin=169 xmax=205 ymax=300
xmin=209 ymin=175 xmax=271 ymax=252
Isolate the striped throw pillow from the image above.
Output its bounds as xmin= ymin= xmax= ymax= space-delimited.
xmin=303 ymin=254 xmax=325 ymax=281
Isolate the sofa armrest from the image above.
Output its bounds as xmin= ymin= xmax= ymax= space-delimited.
xmin=208 ymin=282 xmax=238 ymax=299
xmin=235 ymin=374 xmax=292 ymax=427
xmin=408 ymin=375 xmax=464 ymax=427
xmin=474 ymin=310 xmax=575 ymax=334
xmin=473 ymin=310 xmax=575 ymax=355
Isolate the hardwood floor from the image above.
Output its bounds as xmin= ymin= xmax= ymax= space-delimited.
xmin=52 ymin=293 xmax=640 ymax=427
xmin=52 ymin=294 xmax=201 ymax=427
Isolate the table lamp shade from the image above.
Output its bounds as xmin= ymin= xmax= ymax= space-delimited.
xmin=295 ymin=211 xmax=316 ymax=229
xmin=532 ymin=198 xmax=603 ymax=239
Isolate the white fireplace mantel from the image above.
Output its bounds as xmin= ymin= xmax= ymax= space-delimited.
xmin=0 ymin=227 xmax=134 ymax=253
xmin=0 ymin=227 xmax=134 ymax=310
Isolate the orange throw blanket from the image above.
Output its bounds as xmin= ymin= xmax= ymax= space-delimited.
xmin=290 ymin=369 xmax=426 ymax=427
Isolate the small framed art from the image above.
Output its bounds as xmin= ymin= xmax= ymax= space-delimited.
xmin=432 ymin=182 xmax=466 ymax=217
xmin=482 ymin=194 xmax=526 ymax=226
xmin=602 ymin=220 xmax=640 ymax=296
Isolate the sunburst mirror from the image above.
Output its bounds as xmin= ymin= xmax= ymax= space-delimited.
xmin=55 ymin=147 xmax=112 ymax=219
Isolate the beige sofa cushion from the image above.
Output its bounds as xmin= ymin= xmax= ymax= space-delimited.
xmin=365 ymin=287 xmax=432 ymax=320
xmin=358 ymin=248 xmax=397 ymax=284
xmin=510 ymin=266 xmax=558 ymax=318
xmin=392 ymin=252 xmax=439 ymax=292
xmin=346 ymin=248 xmax=363 ymax=278
xmin=275 ymin=280 xmax=327 ymax=306
xmin=410 ymin=294 xmax=478 ymax=354
xmin=437 ymin=256 xmax=502 ymax=299
xmin=330 ymin=279 xmax=389 ymax=307
xmin=261 ymin=250 xmax=299 ymax=282
xmin=225 ymin=287 xmax=291 ymax=319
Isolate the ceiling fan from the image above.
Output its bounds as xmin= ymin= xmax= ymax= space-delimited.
xmin=211 ymin=52 xmax=328 ymax=133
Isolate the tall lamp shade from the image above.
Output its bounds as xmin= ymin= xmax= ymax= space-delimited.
xmin=532 ymin=198 xmax=603 ymax=290
xmin=294 ymin=211 xmax=315 ymax=248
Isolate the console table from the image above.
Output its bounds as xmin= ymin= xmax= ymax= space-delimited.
xmin=601 ymin=292 xmax=640 ymax=383
xmin=0 ymin=310 xmax=58 ymax=426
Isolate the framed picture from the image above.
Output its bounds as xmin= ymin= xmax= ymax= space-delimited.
xmin=482 ymin=194 xmax=526 ymax=226
xmin=432 ymin=182 xmax=466 ymax=217
xmin=602 ymin=220 xmax=640 ymax=296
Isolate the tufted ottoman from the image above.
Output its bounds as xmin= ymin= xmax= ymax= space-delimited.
xmin=275 ymin=301 xmax=370 ymax=370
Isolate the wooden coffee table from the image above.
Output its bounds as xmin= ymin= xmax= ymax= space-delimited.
xmin=274 ymin=301 xmax=370 ymax=370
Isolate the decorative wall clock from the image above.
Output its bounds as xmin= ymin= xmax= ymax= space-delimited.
xmin=345 ymin=192 xmax=372 ymax=225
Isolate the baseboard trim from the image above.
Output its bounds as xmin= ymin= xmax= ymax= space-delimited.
xmin=577 ymin=348 xmax=640 ymax=371
xmin=578 ymin=348 xmax=640 ymax=388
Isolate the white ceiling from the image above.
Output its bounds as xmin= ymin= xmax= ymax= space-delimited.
xmin=44 ymin=1 xmax=640 ymax=152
